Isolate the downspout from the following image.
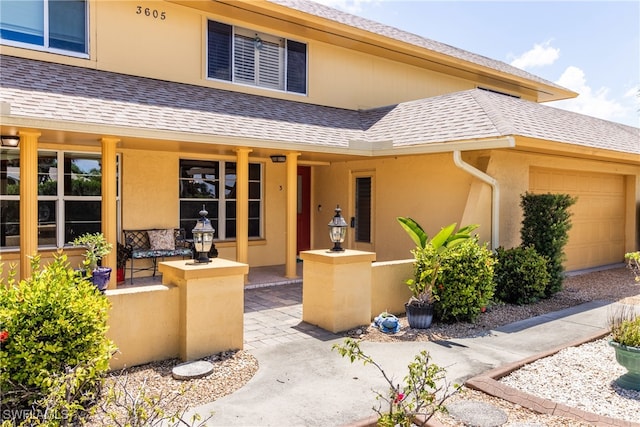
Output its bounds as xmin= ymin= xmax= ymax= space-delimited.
xmin=453 ymin=151 xmax=499 ymax=250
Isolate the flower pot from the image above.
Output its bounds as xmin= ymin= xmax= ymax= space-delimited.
xmin=405 ymin=302 xmax=434 ymax=329
xmin=609 ymin=341 xmax=640 ymax=390
xmin=91 ymin=267 xmax=112 ymax=293
xmin=116 ymin=267 xmax=125 ymax=284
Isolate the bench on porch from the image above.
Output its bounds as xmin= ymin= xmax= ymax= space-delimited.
xmin=123 ymin=228 xmax=193 ymax=284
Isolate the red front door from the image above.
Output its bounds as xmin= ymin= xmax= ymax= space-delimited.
xmin=296 ymin=166 xmax=311 ymax=253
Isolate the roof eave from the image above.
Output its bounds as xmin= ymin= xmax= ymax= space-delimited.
xmin=225 ymin=0 xmax=576 ymax=102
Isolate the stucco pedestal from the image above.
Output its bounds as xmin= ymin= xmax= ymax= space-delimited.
xmin=159 ymin=258 xmax=248 ymax=361
xmin=300 ymin=249 xmax=376 ymax=333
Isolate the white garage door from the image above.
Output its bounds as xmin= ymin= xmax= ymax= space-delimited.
xmin=529 ymin=168 xmax=625 ymax=271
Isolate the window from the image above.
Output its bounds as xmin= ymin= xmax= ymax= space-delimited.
xmin=207 ymin=20 xmax=307 ymax=94
xmin=0 ymin=149 xmax=20 ymax=248
xmin=0 ymin=149 xmax=117 ymax=250
xmin=0 ymin=0 xmax=88 ymax=55
xmin=179 ymin=159 xmax=262 ymax=240
xmin=355 ymin=176 xmax=371 ymax=242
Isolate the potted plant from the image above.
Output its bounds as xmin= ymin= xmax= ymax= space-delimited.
xmin=609 ymin=306 xmax=640 ymax=390
xmin=397 ymin=217 xmax=477 ymax=328
xmin=71 ymin=232 xmax=113 ymax=292
xmin=116 ymin=242 xmax=132 ymax=284
xmin=625 ymin=251 xmax=640 ymax=282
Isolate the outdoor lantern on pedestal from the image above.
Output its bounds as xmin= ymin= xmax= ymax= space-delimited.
xmin=328 ymin=205 xmax=348 ymax=252
xmin=190 ymin=205 xmax=215 ymax=264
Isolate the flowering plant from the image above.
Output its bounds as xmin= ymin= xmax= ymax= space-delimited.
xmin=333 ymin=338 xmax=459 ymax=426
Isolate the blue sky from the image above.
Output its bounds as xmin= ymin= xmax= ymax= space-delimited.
xmin=314 ymin=0 xmax=640 ymax=128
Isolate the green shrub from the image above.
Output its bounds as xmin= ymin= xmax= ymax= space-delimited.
xmin=0 ymin=255 xmax=115 ymax=425
xmin=520 ymin=192 xmax=576 ymax=297
xmin=432 ymin=238 xmax=495 ymax=323
xmin=493 ymin=246 xmax=550 ymax=305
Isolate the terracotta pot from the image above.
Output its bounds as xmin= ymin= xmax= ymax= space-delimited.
xmin=609 ymin=340 xmax=640 ymax=390
xmin=116 ymin=267 xmax=125 ymax=283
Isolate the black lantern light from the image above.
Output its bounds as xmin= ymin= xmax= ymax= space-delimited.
xmin=328 ymin=205 xmax=348 ymax=252
xmin=190 ymin=205 xmax=215 ymax=264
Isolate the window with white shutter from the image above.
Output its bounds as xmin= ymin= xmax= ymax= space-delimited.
xmin=207 ymin=20 xmax=306 ymax=95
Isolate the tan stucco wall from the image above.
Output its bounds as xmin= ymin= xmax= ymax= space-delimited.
xmin=312 ymin=153 xmax=478 ymax=261
xmin=106 ymin=284 xmax=180 ymax=370
xmin=122 ymin=150 xmax=178 ymax=230
xmin=371 ymin=259 xmax=413 ymax=317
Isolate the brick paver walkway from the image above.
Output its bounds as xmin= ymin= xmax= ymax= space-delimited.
xmin=243 ymin=282 xmax=338 ymax=350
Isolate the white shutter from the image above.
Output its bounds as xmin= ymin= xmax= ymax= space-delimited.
xmin=257 ymin=39 xmax=283 ymax=90
xmin=234 ymin=34 xmax=255 ymax=84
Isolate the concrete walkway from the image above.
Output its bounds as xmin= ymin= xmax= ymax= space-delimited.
xmin=190 ymin=291 xmax=618 ymax=426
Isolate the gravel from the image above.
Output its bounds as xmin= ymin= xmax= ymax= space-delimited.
xmin=91 ymin=266 xmax=639 ymax=426
xmin=500 ymin=338 xmax=640 ymax=423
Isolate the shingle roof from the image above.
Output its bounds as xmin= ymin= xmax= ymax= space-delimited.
xmin=268 ymin=0 xmax=569 ymax=94
xmin=364 ymin=90 xmax=640 ymax=154
xmin=1 ymin=55 xmax=638 ymax=156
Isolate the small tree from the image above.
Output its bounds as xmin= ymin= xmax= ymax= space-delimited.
xmin=333 ymin=338 xmax=459 ymax=426
xmin=520 ymin=192 xmax=576 ymax=297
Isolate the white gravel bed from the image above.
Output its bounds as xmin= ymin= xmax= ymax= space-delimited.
xmin=499 ymin=338 xmax=640 ymax=423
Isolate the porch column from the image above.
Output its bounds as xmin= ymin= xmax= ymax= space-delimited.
xmin=19 ymin=131 xmax=40 ymax=279
xmin=235 ymin=148 xmax=252 ymax=281
xmin=285 ymin=152 xmax=300 ymax=278
xmin=101 ymin=137 xmax=119 ymax=289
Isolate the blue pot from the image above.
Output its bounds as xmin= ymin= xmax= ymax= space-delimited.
xmin=91 ymin=267 xmax=112 ymax=292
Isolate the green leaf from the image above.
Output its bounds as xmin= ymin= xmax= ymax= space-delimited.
xmin=396 ymin=217 xmax=428 ymax=249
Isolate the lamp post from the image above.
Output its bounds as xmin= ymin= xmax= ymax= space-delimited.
xmin=328 ymin=205 xmax=348 ymax=252
xmin=190 ymin=205 xmax=215 ymax=264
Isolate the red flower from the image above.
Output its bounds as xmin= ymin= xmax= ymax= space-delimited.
xmin=394 ymin=393 xmax=405 ymax=403
xmin=0 ymin=330 xmax=8 ymax=343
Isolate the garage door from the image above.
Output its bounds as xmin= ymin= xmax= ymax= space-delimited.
xmin=529 ymin=168 xmax=625 ymax=271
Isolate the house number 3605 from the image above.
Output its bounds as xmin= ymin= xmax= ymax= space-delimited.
xmin=136 ymin=6 xmax=166 ymax=20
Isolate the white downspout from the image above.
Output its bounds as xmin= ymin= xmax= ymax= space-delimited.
xmin=453 ymin=151 xmax=499 ymax=250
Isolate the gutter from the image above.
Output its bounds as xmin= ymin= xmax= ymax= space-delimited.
xmin=453 ymin=150 xmax=500 ymax=250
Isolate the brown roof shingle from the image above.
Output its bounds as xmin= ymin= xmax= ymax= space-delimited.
xmin=1 ymin=55 xmax=637 ymax=156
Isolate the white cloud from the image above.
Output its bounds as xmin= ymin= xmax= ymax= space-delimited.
xmin=548 ymin=66 xmax=629 ymax=123
xmin=509 ymin=41 xmax=560 ymax=70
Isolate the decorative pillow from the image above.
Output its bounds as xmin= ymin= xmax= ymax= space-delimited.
xmin=126 ymin=230 xmax=150 ymax=250
xmin=148 ymin=229 xmax=175 ymax=251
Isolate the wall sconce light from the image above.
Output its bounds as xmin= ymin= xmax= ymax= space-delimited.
xmin=1 ymin=135 xmax=20 ymax=147
xmin=188 ymin=205 xmax=215 ymax=264
xmin=328 ymin=205 xmax=348 ymax=252
xmin=270 ymin=155 xmax=286 ymax=163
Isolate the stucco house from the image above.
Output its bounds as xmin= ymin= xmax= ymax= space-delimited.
xmin=1 ymin=0 xmax=639 ymax=287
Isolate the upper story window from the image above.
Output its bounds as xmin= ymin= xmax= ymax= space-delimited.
xmin=207 ymin=20 xmax=307 ymax=95
xmin=0 ymin=0 xmax=88 ymax=55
